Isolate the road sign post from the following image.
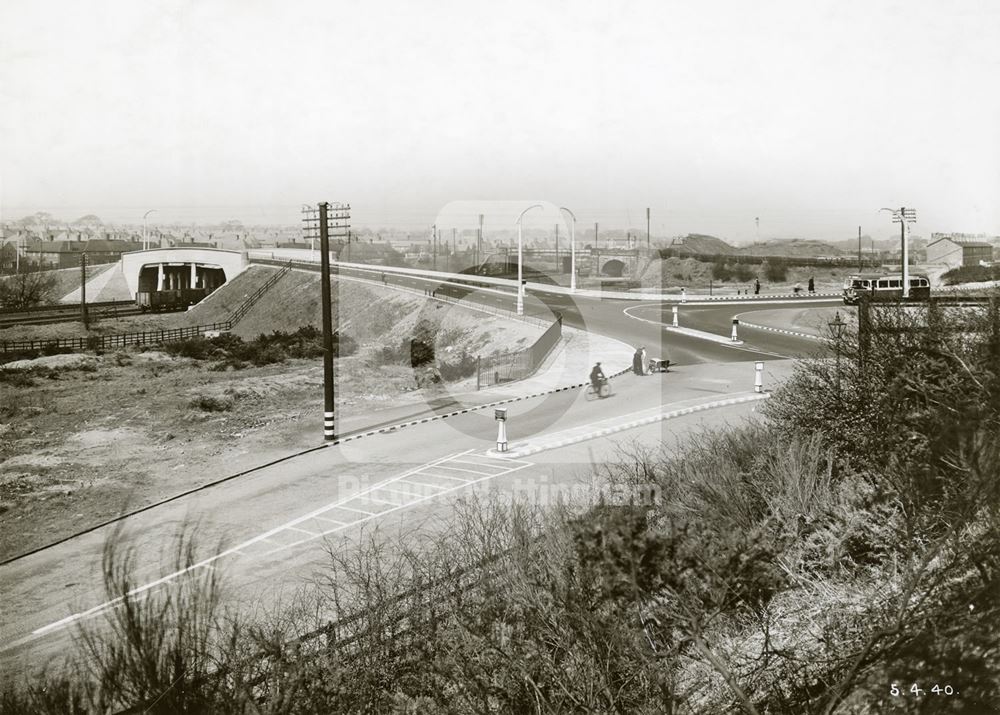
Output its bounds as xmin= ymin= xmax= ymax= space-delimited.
xmin=495 ymin=408 xmax=508 ymax=452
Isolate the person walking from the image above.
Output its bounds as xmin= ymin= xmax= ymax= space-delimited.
xmin=754 ymin=278 xmax=760 ymax=295
xmin=808 ymin=276 xmax=815 ymax=294
xmin=640 ymin=346 xmax=648 ymax=374
xmin=633 ymin=347 xmax=644 ymax=375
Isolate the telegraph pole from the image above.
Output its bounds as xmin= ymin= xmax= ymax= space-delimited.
xmin=594 ymin=222 xmax=599 ymax=248
xmin=646 ymin=207 xmax=651 ymax=250
xmin=857 ymin=225 xmax=862 ymax=271
xmin=303 ymin=201 xmax=351 ymax=441
xmin=80 ymin=252 xmax=89 ymax=329
xmin=477 ymin=214 xmax=483 ymax=270
xmin=880 ymin=207 xmax=916 ymax=298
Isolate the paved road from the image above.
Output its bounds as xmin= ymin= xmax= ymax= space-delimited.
xmin=0 ymin=269 xmax=822 ymax=675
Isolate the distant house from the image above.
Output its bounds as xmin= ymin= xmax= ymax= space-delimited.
xmin=926 ymin=235 xmax=995 ymax=269
xmin=24 ymin=239 xmax=143 ymax=269
xmin=337 ymin=241 xmax=405 ymax=266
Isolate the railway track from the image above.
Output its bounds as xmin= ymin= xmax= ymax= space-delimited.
xmin=0 ymin=301 xmax=140 ymax=329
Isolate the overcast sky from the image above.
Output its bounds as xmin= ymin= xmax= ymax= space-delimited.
xmin=1 ymin=0 xmax=998 ymax=241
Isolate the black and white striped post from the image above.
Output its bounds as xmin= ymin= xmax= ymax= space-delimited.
xmin=672 ymin=305 xmax=678 ymax=327
xmin=731 ymin=318 xmax=740 ymax=342
xmin=754 ymin=361 xmax=764 ymax=393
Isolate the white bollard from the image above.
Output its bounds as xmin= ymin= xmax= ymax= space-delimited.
xmin=681 ymin=287 xmax=687 ymax=303
xmin=731 ymin=319 xmax=740 ymax=342
xmin=672 ymin=305 xmax=678 ymax=327
xmin=495 ymin=408 xmax=508 ymax=452
xmin=754 ymin=361 xmax=764 ymax=393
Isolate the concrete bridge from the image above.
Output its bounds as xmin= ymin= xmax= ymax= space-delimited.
xmin=120 ymin=248 xmax=248 ymax=298
xmin=481 ymin=247 xmax=648 ymax=278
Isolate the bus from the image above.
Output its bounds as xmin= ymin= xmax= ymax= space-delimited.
xmin=842 ymin=272 xmax=931 ymax=305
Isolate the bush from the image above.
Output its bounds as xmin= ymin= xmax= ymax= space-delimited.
xmin=161 ymin=327 xmax=356 ymax=370
xmin=941 ymin=264 xmax=1000 ymax=285
xmin=763 ymin=258 xmax=787 ymax=282
xmin=189 ymin=395 xmax=233 ymax=412
xmin=438 ymin=350 xmax=477 ymax=381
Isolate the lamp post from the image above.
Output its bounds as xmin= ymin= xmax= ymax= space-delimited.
xmin=880 ymin=207 xmax=917 ymax=298
xmin=514 ymin=204 xmax=542 ymax=314
xmin=829 ymin=310 xmax=846 ymax=394
xmin=559 ymin=207 xmax=577 ymax=293
xmin=142 ymin=209 xmax=157 ymax=250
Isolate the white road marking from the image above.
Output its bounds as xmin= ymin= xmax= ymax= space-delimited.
xmin=29 ymin=450 xmax=533 ymax=640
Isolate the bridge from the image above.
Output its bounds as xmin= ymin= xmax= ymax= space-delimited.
xmin=120 ymin=247 xmax=248 ymax=298
xmin=480 ymin=247 xmax=648 ymax=278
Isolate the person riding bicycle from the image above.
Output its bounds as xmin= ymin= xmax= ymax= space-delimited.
xmin=589 ymin=362 xmax=606 ymax=393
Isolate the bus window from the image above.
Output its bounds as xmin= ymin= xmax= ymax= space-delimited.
xmin=877 ymin=280 xmax=890 ymax=288
xmin=889 ymin=280 xmax=901 ymax=288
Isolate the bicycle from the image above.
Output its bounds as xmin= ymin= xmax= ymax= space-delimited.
xmin=584 ymin=378 xmax=612 ymax=400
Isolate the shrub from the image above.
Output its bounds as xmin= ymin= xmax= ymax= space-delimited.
xmin=438 ymin=350 xmax=477 ymax=381
xmin=189 ymin=395 xmax=233 ymax=412
xmin=763 ymin=258 xmax=787 ymax=282
xmin=941 ymin=264 xmax=1000 ymax=285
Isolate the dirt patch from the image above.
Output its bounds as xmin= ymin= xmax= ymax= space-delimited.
xmin=0 ymin=286 xmax=545 ymax=561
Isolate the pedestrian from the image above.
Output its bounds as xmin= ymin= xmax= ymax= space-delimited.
xmin=808 ymin=276 xmax=815 ymax=294
xmin=633 ymin=347 xmax=644 ymax=375
xmin=793 ymin=282 xmax=802 ymax=296
xmin=640 ymin=346 xmax=648 ymax=374
xmin=754 ymin=278 xmax=760 ymax=295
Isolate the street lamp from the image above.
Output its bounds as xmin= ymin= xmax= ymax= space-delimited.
xmin=142 ymin=209 xmax=157 ymax=250
xmin=829 ymin=310 xmax=846 ymax=394
xmin=514 ymin=204 xmax=542 ymax=314
xmin=558 ymin=207 xmax=577 ymax=293
xmin=880 ymin=206 xmax=917 ymax=298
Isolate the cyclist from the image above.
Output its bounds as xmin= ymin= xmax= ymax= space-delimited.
xmin=589 ymin=362 xmax=606 ymax=394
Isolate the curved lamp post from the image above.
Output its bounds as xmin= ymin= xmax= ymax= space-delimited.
xmin=142 ymin=209 xmax=157 ymax=250
xmin=559 ymin=206 xmax=577 ymax=293
xmin=514 ymin=204 xmax=543 ymax=314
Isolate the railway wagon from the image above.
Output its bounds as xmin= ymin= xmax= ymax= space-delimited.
xmin=136 ymin=288 xmax=209 ymax=312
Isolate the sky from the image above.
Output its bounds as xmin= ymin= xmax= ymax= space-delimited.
xmin=1 ymin=0 xmax=998 ymax=242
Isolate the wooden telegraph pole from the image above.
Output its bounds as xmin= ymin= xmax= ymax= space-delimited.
xmin=80 ymin=252 xmax=89 ymax=329
xmin=303 ymin=202 xmax=351 ymax=441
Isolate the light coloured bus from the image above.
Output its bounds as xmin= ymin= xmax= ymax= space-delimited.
xmin=842 ymin=273 xmax=930 ymax=305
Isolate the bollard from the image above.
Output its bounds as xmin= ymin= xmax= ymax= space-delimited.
xmin=672 ymin=305 xmax=678 ymax=327
xmin=495 ymin=408 xmax=508 ymax=452
xmin=681 ymin=287 xmax=687 ymax=303
xmin=731 ymin=318 xmax=739 ymax=342
xmin=754 ymin=361 xmax=764 ymax=393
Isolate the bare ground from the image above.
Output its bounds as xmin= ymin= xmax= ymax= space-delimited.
xmin=0 ymin=278 xmax=546 ymax=561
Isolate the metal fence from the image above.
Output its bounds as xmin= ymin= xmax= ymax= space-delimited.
xmin=0 ymin=262 xmax=291 ymax=356
xmin=476 ymin=315 xmax=562 ymax=389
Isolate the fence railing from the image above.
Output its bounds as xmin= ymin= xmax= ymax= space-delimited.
xmin=477 ymin=315 xmax=562 ymax=389
xmin=0 ymin=262 xmax=292 ymax=356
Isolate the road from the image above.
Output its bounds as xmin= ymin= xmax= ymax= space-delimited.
xmin=0 ymin=268 xmax=833 ymax=676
